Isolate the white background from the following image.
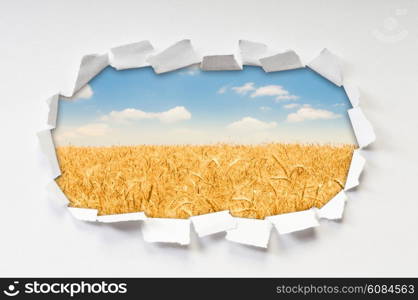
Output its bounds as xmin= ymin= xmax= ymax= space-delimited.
xmin=1 ymin=0 xmax=417 ymax=277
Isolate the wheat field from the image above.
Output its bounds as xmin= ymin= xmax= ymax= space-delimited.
xmin=55 ymin=143 xmax=355 ymax=219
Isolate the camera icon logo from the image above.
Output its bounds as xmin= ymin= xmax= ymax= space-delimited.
xmin=3 ymin=281 xmax=20 ymax=297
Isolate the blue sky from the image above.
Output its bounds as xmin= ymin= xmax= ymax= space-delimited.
xmin=54 ymin=65 xmax=357 ymax=146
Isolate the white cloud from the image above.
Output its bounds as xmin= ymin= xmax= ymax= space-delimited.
xmin=247 ymin=84 xmax=298 ymax=101
xmin=231 ymin=82 xmax=255 ymax=95
xmin=68 ymin=84 xmax=93 ymax=100
xmin=229 ymin=83 xmax=299 ymax=101
xmin=276 ymin=94 xmax=299 ymax=101
xmin=287 ymin=106 xmax=341 ymax=122
xmin=217 ymin=86 xmax=228 ymax=94
xmin=157 ymin=106 xmax=192 ymax=123
xmin=227 ymin=117 xmax=277 ymax=131
xmin=101 ymin=106 xmax=191 ymax=123
xmin=250 ymin=85 xmax=288 ymax=98
xmin=259 ymin=106 xmax=271 ymax=111
xmin=333 ymin=102 xmax=346 ymax=107
xmin=283 ymin=103 xmax=300 ymax=109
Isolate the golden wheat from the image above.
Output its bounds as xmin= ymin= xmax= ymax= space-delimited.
xmin=55 ymin=143 xmax=355 ymax=219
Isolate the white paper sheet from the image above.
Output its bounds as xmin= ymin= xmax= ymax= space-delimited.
xmin=267 ymin=209 xmax=319 ymax=235
xmin=147 ymin=39 xmax=200 ymax=74
xmin=344 ymin=149 xmax=366 ymax=190
xmin=142 ymin=218 xmax=191 ymax=245
xmin=46 ymin=94 xmax=59 ymax=129
xmin=68 ymin=53 xmax=109 ymax=97
xmin=348 ymin=107 xmax=376 ymax=148
xmin=46 ymin=180 xmax=68 ymax=204
xmin=68 ymin=207 xmax=98 ymax=222
xmin=96 ymin=212 xmax=147 ymax=223
xmin=109 ymin=40 xmax=154 ymax=70
xmin=37 ymin=130 xmax=61 ymax=178
xmin=239 ymin=40 xmax=269 ymax=66
xmin=40 ymin=40 xmax=375 ymax=245
xmin=225 ymin=218 xmax=272 ymax=248
xmin=260 ymin=50 xmax=304 ymax=72
xmin=308 ymin=48 xmax=343 ymax=86
xmin=316 ymin=190 xmax=347 ymax=220
xmin=190 ymin=210 xmax=236 ymax=237
xmin=344 ymin=84 xmax=360 ymax=107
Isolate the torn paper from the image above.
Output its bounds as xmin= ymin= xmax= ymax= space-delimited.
xmin=201 ymin=55 xmax=242 ymax=71
xmin=41 ymin=39 xmax=375 ymax=248
xmin=96 ymin=212 xmax=147 ymax=223
xmin=190 ymin=210 xmax=236 ymax=237
xmin=316 ymin=190 xmax=347 ymax=220
xmin=69 ymin=53 xmax=109 ymax=96
xmin=267 ymin=209 xmax=319 ymax=235
xmin=142 ymin=218 xmax=190 ymax=245
xmin=46 ymin=94 xmax=59 ymax=129
xmin=46 ymin=180 xmax=68 ymax=204
xmin=239 ymin=40 xmax=269 ymax=66
xmin=308 ymin=48 xmax=343 ymax=86
xmin=109 ymin=40 xmax=154 ymax=70
xmin=37 ymin=130 xmax=61 ymax=178
xmin=68 ymin=207 xmax=98 ymax=222
xmin=226 ymin=218 xmax=272 ymax=248
xmin=260 ymin=50 xmax=304 ymax=72
xmin=147 ymin=39 xmax=200 ymax=74
xmin=62 ymin=84 xmax=93 ymax=102
xmin=344 ymin=149 xmax=366 ymax=190
xmin=344 ymin=84 xmax=360 ymax=107
xmin=348 ymin=107 xmax=376 ymax=148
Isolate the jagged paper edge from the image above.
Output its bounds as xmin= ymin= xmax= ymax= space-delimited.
xmin=266 ymin=209 xmax=319 ymax=235
xmin=201 ymin=55 xmax=242 ymax=71
xmin=38 ymin=40 xmax=375 ymax=247
xmin=190 ymin=210 xmax=236 ymax=237
xmin=225 ymin=218 xmax=272 ymax=248
xmin=147 ymin=39 xmax=201 ymax=74
xmin=109 ymin=40 xmax=155 ymax=70
xmin=60 ymin=53 xmax=109 ymax=98
xmin=142 ymin=218 xmax=191 ymax=245
xmin=307 ymin=48 xmax=343 ymax=86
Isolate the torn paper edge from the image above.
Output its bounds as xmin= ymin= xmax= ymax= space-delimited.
xmin=307 ymin=48 xmax=343 ymax=86
xmin=190 ymin=210 xmax=236 ymax=237
xmin=147 ymin=39 xmax=201 ymax=74
xmin=239 ymin=40 xmax=269 ymax=66
xmin=142 ymin=218 xmax=191 ymax=245
xmin=225 ymin=218 xmax=272 ymax=248
xmin=37 ymin=129 xmax=61 ymax=179
xmin=39 ymin=39 xmax=375 ymax=246
xmin=344 ymin=84 xmax=360 ymax=107
xmin=344 ymin=149 xmax=366 ymax=191
xmin=259 ymin=50 xmax=304 ymax=72
xmin=239 ymin=40 xmax=305 ymax=73
xmin=46 ymin=94 xmax=59 ymax=128
xmin=46 ymin=180 xmax=68 ymax=204
xmin=64 ymin=53 xmax=109 ymax=97
xmin=266 ymin=209 xmax=319 ymax=235
xmin=96 ymin=212 xmax=147 ymax=223
xmin=109 ymin=40 xmax=155 ymax=70
xmin=68 ymin=207 xmax=98 ymax=222
xmin=348 ymin=106 xmax=376 ymax=148
xmin=316 ymin=190 xmax=347 ymax=220
xmin=67 ymin=207 xmax=147 ymax=223
xmin=201 ymin=55 xmax=242 ymax=71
